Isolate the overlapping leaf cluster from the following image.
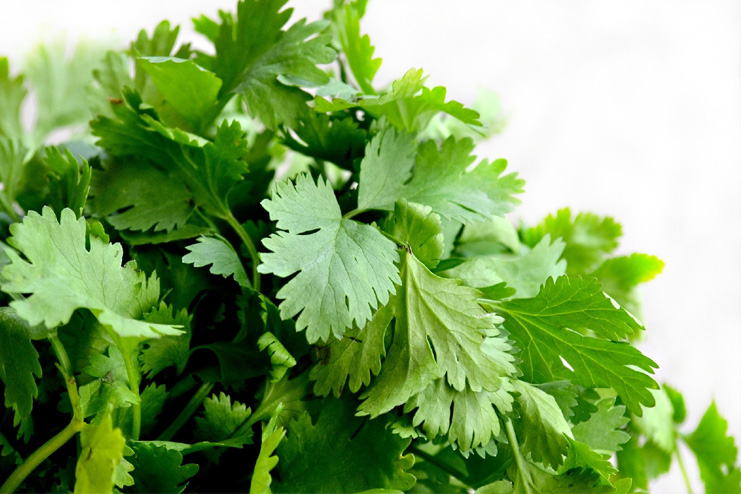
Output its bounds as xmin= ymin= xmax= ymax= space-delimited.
xmin=0 ymin=1 xmax=739 ymax=493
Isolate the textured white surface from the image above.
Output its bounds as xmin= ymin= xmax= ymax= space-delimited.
xmin=2 ymin=1 xmax=740 ymax=492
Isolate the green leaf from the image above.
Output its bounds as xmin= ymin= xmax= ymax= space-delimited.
xmin=561 ymin=437 xmax=617 ymax=484
xmin=203 ymin=0 xmax=335 ymax=128
xmin=140 ymin=383 xmax=167 ymax=436
xmin=357 ymin=133 xmax=523 ymax=223
xmin=195 ymin=392 xmax=253 ymax=446
xmin=331 ymin=0 xmax=381 ymax=94
xmin=275 ymin=397 xmax=415 ymax=493
xmin=0 ymin=57 xmax=26 ymax=139
xmin=127 ymin=442 xmax=199 ymax=494
xmin=684 ymin=401 xmax=741 ymax=493
xmin=74 ymin=408 xmax=126 ymax=494
xmin=405 ymin=378 xmax=513 ymax=454
xmin=315 ymin=68 xmax=481 ymax=132
xmin=137 ymin=57 xmax=222 ymax=130
xmin=24 ymin=41 xmax=107 ymax=145
xmin=511 ymin=380 xmax=572 ymax=469
xmin=257 ymin=332 xmax=297 ymax=382
xmin=139 ymin=303 xmax=192 ymax=378
xmin=43 ymin=147 xmax=91 ymax=218
xmin=401 ymin=137 xmax=522 ymax=223
xmin=445 ymin=235 xmax=566 ymax=298
xmin=91 ymin=90 xmax=248 ymax=219
xmin=633 ymin=387 xmax=675 ymax=453
xmin=359 ymin=251 xmax=516 ymax=416
xmin=183 ymin=235 xmax=250 ymax=287
xmin=0 ymin=307 xmax=42 ymax=421
xmin=310 ymin=303 xmax=392 ymax=397
xmin=456 ymin=215 xmax=522 ymax=257
xmin=356 ymin=125 xmax=416 ymax=212
xmin=89 ymin=157 xmax=194 ymax=233
xmin=250 ymin=410 xmax=286 ymax=494
xmin=590 ymin=253 xmax=664 ymax=316
xmin=571 ymin=398 xmax=630 ymax=454
xmin=0 ymin=136 xmax=28 ymax=216
xmin=496 ymin=276 xmax=658 ymax=415
xmin=258 ymin=173 xmax=400 ymax=342
xmin=382 ymin=199 xmax=444 ymax=269
xmin=1 ymin=207 xmax=181 ymax=339
xmin=282 ymin=112 xmax=366 ymax=169
xmin=522 ymin=208 xmax=622 ymax=275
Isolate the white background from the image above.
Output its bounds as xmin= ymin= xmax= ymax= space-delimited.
xmin=1 ymin=1 xmax=739 ymax=492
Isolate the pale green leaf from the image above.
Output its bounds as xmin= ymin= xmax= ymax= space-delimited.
xmin=0 ymin=207 xmax=181 ymax=339
xmin=496 ymin=276 xmax=658 ymax=415
xmin=258 ymin=173 xmax=399 ymax=342
xmin=74 ymin=408 xmax=126 ymax=494
xmin=183 ymin=235 xmax=250 ymax=287
xmin=0 ymin=307 xmax=42 ymax=420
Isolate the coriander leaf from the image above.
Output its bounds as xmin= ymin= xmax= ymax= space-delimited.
xmin=359 ymin=251 xmax=517 ymax=416
xmin=140 ymin=383 xmax=167 ymax=436
xmin=126 ymin=443 xmax=199 ymax=494
xmin=43 ymin=147 xmax=91 ymax=218
xmin=402 ymin=137 xmax=522 ymax=223
xmin=310 ymin=302 xmax=392 ymax=397
xmin=632 ymin=387 xmax=675 ymax=453
xmin=382 ymin=199 xmax=444 ymax=269
xmin=356 ymin=125 xmax=416 ymax=212
xmin=561 ymin=437 xmax=617 ymax=484
xmin=1 ymin=207 xmax=181 ymax=339
xmin=571 ymin=398 xmax=630 ymax=454
xmin=183 ymin=235 xmax=250 ymax=287
xmin=0 ymin=57 xmax=26 ymax=139
xmin=0 ymin=137 xmax=27 ymax=218
xmin=137 ymin=57 xmax=222 ymax=131
xmin=496 ymin=276 xmax=658 ymax=415
xmin=257 ymin=332 xmax=297 ymax=382
xmin=330 ymin=0 xmax=381 ymax=94
xmin=456 ymin=215 xmax=522 ymax=257
xmin=445 ymin=235 xmax=566 ymax=298
xmin=282 ymin=112 xmax=366 ymax=169
xmin=24 ymin=41 xmax=107 ymax=145
xmin=590 ymin=253 xmax=664 ymax=316
xmin=74 ymin=408 xmax=126 ymax=494
xmin=89 ymin=157 xmax=194 ymax=233
xmin=0 ymin=307 xmax=42 ymax=421
xmin=522 ymin=208 xmax=621 ymax=275
xmin=91 ymin=90 xmax=248 ymax=219
xmin=275 ymin=397 xmax=415 ymax=493
xmin=195 ymin=392 xmax=253 ymax=446
xmin=250 ymin=410 xmax=285 ymax=494
xmin=202 ymin=0 xmax=335 ymax=128
xmin=315 ymin=68 xmax=481 ymax=132
xmin=258 ymin=173 xmax=399 ymax=342
xmin=405 ymin=378 xmax=514 ymax=454
xmin=684 ymin=401 xmax=741 ymax=493
xmin=511 ymin=380 xmax=572 ymax=469
xmin=615 ymin=436 xmax=671 ymax=491
xmin=139 ymin=303 xmax=192 ymax=378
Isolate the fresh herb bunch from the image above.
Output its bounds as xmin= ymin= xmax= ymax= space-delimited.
xmin=0 ymin=1 xmax=739 ymax=493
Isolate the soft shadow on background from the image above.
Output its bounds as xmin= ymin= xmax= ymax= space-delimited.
xmin=1 ymin=1 xmax=739 ymax=492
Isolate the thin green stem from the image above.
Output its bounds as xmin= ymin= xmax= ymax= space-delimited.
xmin=676 ymin=444 xmax=694 ymax=494
xmin=505 ymin=419 xmax=533 ymax=494
xmin=225 ymin=212 xmax=261 ymax=292
xmin=119 ymin=345 xmax=142 ymax=440
xmin=48 ymin=333 xmax=72 ymax=379
xmin=409 ymin=445 xmax=471 ymax=488
xmin=342 ymin=208 xmax=365 ymax=220
xmin=158 ymin=381 xmax=214 ymax=441
xmin=0 ymin=418 xmax=83 ymax=494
